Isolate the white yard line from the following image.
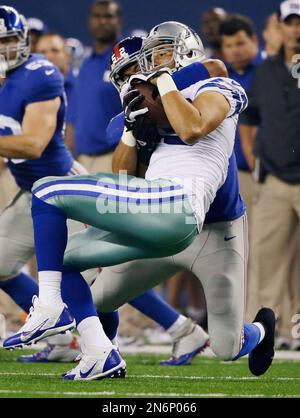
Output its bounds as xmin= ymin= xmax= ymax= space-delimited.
xmin=0 ymin=372 xmax=299 ymax=382
xmin=0 ymin=389 xmax=299 ymax=398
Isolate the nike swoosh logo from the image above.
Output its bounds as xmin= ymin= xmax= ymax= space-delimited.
xmin=137 ymin=140 xmax=147 ymax=147
xmin=21 ymin=319 xmax=49 ymax=341
xmin=45 ymin=69 xmax=55 ymax=76
xmin=224 ymin=235 xmax=237 ymax=241
xmin=80 ymin=362 xmax=97 ymax=379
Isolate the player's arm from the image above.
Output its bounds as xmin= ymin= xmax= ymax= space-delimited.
xmin=0 ymin=98 xmax=60 ymax=159
xmin=152 ymin=73 xmax=230 ymax=144
xmin=203 ymin=59 xmax=228 ymax=78
xmin=112 ymin=136 xmax=138 ymax=175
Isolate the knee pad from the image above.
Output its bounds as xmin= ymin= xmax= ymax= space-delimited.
xmin=209 ymin=328 xmax=240 ymax=361
xmin=206 ymin=274 xmax=234 ymax=315
xmin=0 ymin=238 xmax=23 ymax=279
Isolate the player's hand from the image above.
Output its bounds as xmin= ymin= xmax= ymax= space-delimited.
xmin=133 ymin=114 xmax=161 ymax=165
xmin=148 ymin=67 xmax=173 ymax=86
xmin=122 ymin=89 xmax=149 ymax=132
xmin=128 ymin=68 xmax=172 ymax=87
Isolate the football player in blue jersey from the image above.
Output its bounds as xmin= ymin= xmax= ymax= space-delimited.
xmin=5 ymin=20 xmax=274 ymax=380
xmin=0 ymin=6 xmax=127 ymax=373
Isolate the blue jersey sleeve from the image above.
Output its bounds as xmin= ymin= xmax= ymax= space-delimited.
xmin=172 ymin=62 xmax=210 ymax=90
xmin=106 ymin=112 xmax=125 ymax=147
xmin=22 ymin=59 xmax=64 ymax=106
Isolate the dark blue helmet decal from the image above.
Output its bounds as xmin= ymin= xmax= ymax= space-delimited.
xmin=110 ymin=36 xmax=144 ymax=90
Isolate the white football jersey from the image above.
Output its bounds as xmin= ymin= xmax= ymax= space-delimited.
xmin=145 ymin=77 xmax=248 ymax=229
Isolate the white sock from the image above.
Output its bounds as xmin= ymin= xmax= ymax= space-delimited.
xmin=77 ymin=316 xmax=113 ymax=351
xmin=253 ymin=322 xmax=266 ymax=343
xmin=167 ymin=315 xmax=187 ymax=339
xmin=38 ymin=271 xmax=63 ymax=306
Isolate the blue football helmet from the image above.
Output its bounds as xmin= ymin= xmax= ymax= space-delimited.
xmin=0 ymin=6 xmax=30 ymax=73
xmin=110 ymin=36 xmax=143 ymax=90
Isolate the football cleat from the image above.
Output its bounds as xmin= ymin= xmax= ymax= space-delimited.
xmin=248 ymin=307 xmax=276 ymax=376
xmin=3 ymin=296 xmax=75 ymax=350
xmin=160 ymin=319 xmax=209 ymax=366
xmin=18 ymin=335 xmax=80 ymax=363
xmin=62 ymin=345 xmax=126 ymax=381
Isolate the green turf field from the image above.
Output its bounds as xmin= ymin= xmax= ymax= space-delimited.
xmin=0 ymin=349 xmax=299 ymax=398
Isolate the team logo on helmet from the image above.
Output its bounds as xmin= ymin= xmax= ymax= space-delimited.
xmin=110 ymin=36 xmax=144 ymax=90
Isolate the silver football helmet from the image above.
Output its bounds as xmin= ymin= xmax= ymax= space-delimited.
xmin=139 ymin=21 xmax=206 ymax=73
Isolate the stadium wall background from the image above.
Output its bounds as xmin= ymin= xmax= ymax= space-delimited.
xmin=6 ymin=0 xmax=281 ymax=46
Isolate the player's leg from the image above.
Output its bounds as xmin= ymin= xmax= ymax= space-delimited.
xmin=60 ymin=267 xmax=126 ymax=381
xmin=0 ymin=191 xmax=39 ymax=311
xmin=5 ymin=173 xmax=196 ymax=354
xmin=193 ymin=215 xmax=275 ymax=375
xmin=91 ymin=250 xmax=208 ymax=366
xmin=33 ymin=173 xmax=197 ymax=261
xmin=129 ymin=288 xmax=209 ymax=366
xmin=29 ymin=173 xmax=196 ymax=328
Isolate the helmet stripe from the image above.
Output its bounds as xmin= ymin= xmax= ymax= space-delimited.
xmin=114 ymin=44 xmax=121 ymax=59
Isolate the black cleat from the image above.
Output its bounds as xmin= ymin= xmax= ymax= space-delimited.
xmin=248 ymin=307 xmax=276 ymax=376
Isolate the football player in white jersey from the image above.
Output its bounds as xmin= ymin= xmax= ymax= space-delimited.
xmin=5 ymin=21 xmax=275 ymax=380
xmin=92 ymin=23 xmax=276 ymax=374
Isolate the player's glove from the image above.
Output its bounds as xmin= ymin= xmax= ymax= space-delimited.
xmin=132 ymin=114 xmax=161 ymax=165
xmin=122 ymin=89 xmax=149 ymax=132
xmin=128 ymin=67 xmax=172 ymax=87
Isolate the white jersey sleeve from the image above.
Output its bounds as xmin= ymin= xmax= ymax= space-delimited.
xmin=183 ymin=77 xmax=248 ymax=118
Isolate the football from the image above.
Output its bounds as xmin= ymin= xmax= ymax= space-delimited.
xmin=131 ymin=81 xmax=171 ymax=130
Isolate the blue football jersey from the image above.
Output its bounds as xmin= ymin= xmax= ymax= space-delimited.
xmin=0 ymin=54 xmax=74 ymax=191
xmin=106 ymin=63 xmax=246 ymax=223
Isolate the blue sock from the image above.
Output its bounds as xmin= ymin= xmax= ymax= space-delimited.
xmin=61 ymin=266 xmax=97 ymax=325
xmin=234 ymin=323 xmax=261 ymax=360
xmin=32 ymin=195 xmax=68 ymax=272
xmin=97 ymin=311 xmax=119 ymax=341
xmin=0 ymin=272 xmax=38 ymax=313
xmin=129 ymin=289 xmax=179 ymax=330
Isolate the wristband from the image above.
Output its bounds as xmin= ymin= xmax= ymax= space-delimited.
xmin=121 ymin=128 xmax=136 ymax=147
xmin=157 ymin=73 xmax=178 ymax=97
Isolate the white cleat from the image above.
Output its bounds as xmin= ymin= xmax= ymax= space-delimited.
xmin=160 ymin=318 xmax=209 ymax=366
xmin=62 ymin=344 xmax=126 ymax=381
xmin=3 ymin=296 xmax=75 ymax=349
xmin=18 ymin=333 xmax=81 ymax=363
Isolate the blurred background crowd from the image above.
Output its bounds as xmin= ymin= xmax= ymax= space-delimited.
xmin=0 ymin=0 xmax=299 ymax=351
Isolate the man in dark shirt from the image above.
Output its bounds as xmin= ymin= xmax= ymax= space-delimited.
xmin=240 ymin=0 xmax=300 ymax=350
xmin=219 ymin=15 xmax=263 ymax=222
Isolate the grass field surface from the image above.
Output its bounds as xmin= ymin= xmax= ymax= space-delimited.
xmin=0 ymin=349 xmax=299 ymax=398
